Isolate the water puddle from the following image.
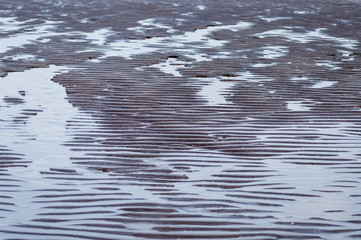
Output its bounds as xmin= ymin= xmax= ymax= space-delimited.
xmin=310 ymin=81 xmax=336 ymax=89
xmin=254 ymin=28 xmax=358 ymax=50
xmin=196 ymin=71 xmax=273 ymax=105
xmin=92 ymin=18 xmax=256 ymax=93
xmin=338 ymin=50 xmax=356 ymax=62
xmin=196 ymin=77 xmax=234 ymax=105
xmin=0 ymin=17 xmax=113 ymax=57
xmin=259 ymin=16 xmax=292 ymax=22
xmin=0 ymin=65 xmax=94 ymax=225
xmin=0 ymin=17 xmax=28 ymax=32
xmin=228 ymin=71 xmax=274 ymax=83
xmin=252 ymin=63 xmax=278 ymax=68
xmin=0 ymin=19 xmax=63 ymax=54
xmin=0 ymin=65 xmax=75 ymax=167
xmin=294 ymin=10 xmax=315 ymax=15
xmin=287 ymin=101 xmax=312 ymax=111
xmin=3 ymin=54 xmax=43 ymax=62
xmin=83 ymin=28 xmax=113 ymax=45
xmin=291 ymin=75 xmax=309 ymax=81
xmin=258 ymin=45 xmax=289 ymax=59
xmin=127 ymin=18 xmax=177 ymax=34
xmin=315 ymin=61 xmax=341 ymax=70
xmin=47 ymin=17 xmax=258 ymax=111
xmin=86 ymin=20 xmax=253 ymax=61
xmin=142 ymin=57 xmax=189 ymax=77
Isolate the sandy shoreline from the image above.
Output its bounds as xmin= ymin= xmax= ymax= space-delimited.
xmin=1 ymin=0 xmax=361 ymax=239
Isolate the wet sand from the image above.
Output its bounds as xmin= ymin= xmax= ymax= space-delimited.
xmin=1 ymin=0 xmax=361 ymax=239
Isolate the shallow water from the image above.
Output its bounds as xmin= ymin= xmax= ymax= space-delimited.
xmin=0 ymin=66 xmax=80 ymax=225
xmin=255 ymin=28 xmax=358 ymax=49
xmin=286 ymin=101 xmax=311 ymax=111
xmin=81 ymin=19 xmax=253 ymax=61
xmin=0 ymin=19 xmax=62 ymax=53
xmin=310 ymin=80 xmax=336 ymax=88
xmin=258 ymin=46 xmax=289 ymax=59
xmin=144 ymin=57 xmax=188 ymax=77
xmin=196 ymin=77 xmax=234 ymax=105
xmin=1 ymin=1 xmax=361 ymax=239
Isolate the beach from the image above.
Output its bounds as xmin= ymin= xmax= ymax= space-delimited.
xmin=1 ymin=0 xmax=361 ymax=239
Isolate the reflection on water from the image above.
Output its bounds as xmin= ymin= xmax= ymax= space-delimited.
xmin=143 ymin=57 xmax=189 ymax=77
xmin=287 ymin=101 xmax=312 ymax=111
xmin=0 ymin=66 xmax=87 ymax=226
xmin=80 ymin=19 xmax=253 ymax=61
xmin=310 ymin=80 xmax=336 ymax=89
xmin=196 ymin=77 xmax=234 ymax=105
xmin=1 ymin=4 xmax=361 ymax=239
xmin=0 ymin=18 xmax=62 ymax=53
xmin=258 ymin=45 xmax=289 ymax=59
xmin=254 ymin=27 xmax=358 ymax=49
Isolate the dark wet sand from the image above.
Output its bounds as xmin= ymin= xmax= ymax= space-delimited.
xmin=1 ymin=0 xmax=361 ymax=239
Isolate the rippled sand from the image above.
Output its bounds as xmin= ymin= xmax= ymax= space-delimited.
xmin=1 ymin=0 xmax=361 ymax=239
